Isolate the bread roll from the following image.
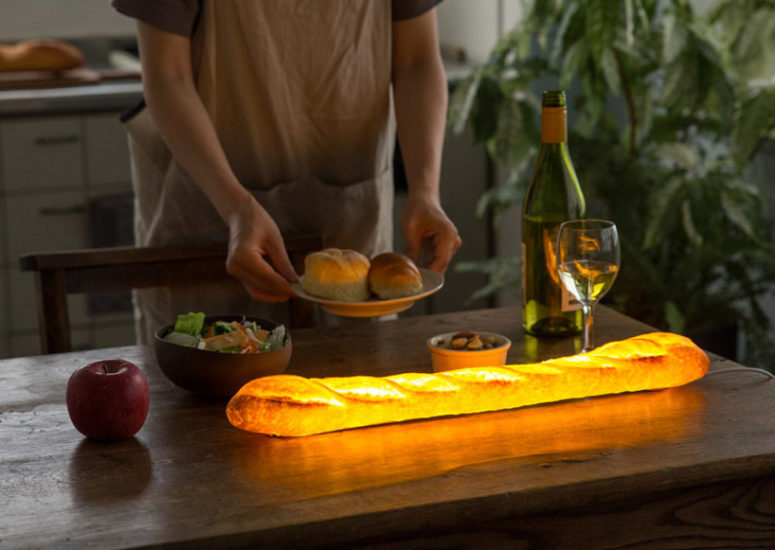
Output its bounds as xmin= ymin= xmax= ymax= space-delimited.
xmin=300 ymin=248 xmax=371 ymax=302
xmin=227 ymin=332 xmax=710 ymax=437
xmin=0 ymin=40 xmax=84 ymax=72
xmin=368 ymin=252 xmax=423 ymax=299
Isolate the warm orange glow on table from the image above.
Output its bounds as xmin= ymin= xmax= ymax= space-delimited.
xmin=229 ymin=386 xmax=707 ymax=499
xmin=226 ymin=332 xmax=710 ymax=437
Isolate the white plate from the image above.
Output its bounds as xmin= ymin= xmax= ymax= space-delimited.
xmin=292 ymin=268 xmax=444 ymax=318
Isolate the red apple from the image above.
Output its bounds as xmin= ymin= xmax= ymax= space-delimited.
xmin=66 ymin=359 xmax=149 ymax=440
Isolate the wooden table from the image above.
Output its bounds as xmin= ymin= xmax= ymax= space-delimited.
xmin=2 ymin=306 xmax=775 ymax=549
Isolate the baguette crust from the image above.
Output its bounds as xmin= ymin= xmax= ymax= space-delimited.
xmin=0 ymin=40 xmax=84 ymax=72
xmin=226 ymin=332 xmax=709 ymax=437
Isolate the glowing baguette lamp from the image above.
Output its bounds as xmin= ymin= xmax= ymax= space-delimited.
xmin=226 ymin=332 xmax=710 ymax=437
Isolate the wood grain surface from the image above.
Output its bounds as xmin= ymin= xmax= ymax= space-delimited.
xmin=2 ymin=306 xmax=775 ymax=549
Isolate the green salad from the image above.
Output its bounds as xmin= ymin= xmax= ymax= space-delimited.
xmin=163 ymin=312 xmax=287 ymax=354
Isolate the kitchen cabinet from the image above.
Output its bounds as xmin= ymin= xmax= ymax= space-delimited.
xmin=1 ymin=117 xmax=84 ymax=192
xmin=0 ymin=111 xmax=135 ymax=358
xmin=5 ymin=190 xmax=90 ymax=262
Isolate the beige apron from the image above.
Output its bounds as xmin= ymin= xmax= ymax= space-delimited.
xmin=125 ymin=0 xmax=396 ymax=343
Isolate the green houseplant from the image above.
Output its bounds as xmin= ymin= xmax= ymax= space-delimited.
xmin=449 ymin=0 xmax=775 ymax=369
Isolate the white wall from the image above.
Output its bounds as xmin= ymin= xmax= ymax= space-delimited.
xmin=0 ymin=0 xmax=134 ymax=41
xmin=436 ymin=0 xmax=523 ymax=64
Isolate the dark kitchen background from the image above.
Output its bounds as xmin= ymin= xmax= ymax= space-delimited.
xmin=0 ymin=1 xmax=529 ymax=357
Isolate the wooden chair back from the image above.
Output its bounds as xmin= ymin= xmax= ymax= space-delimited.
xmin=19 ymin=234 xmax=323 ymax=354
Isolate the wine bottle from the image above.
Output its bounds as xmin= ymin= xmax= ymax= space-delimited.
xmin=522 ymin=90 xmax=586 ymax=336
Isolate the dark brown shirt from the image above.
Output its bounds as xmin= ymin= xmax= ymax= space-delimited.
xmin=112 ymin=0 xmax=442 ymax=38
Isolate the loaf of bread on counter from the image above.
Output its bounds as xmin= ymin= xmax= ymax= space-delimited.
xmin=0 ymin=40 xmax=84 ymax=72
xmin=226 ymin=332 xmax=710 ymax=437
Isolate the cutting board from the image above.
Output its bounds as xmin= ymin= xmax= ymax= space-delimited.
xmin=0 ymin=68 xmax=140 ymax=91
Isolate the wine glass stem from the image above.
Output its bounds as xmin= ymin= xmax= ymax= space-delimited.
xmin=581 ymin=302 xmax=594 ymax=352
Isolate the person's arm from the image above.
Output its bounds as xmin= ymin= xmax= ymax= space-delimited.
xmin=136 ymin=21 xmax=298 ymax=302
xmin=392 ymin=8 xmax=461 ymax=273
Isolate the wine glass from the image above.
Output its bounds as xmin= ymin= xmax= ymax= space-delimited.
xmin=556 ymin=219 xmax=620 ymax=352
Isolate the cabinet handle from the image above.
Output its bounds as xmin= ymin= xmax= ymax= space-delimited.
xmin=39 ymin=205 xmax=87 ymax=216
xmin=34 ymin=135 xmax=81 ymax=146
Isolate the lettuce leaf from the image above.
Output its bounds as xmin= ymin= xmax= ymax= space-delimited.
xmin=172 ymin=311 xmax=206 ymax=337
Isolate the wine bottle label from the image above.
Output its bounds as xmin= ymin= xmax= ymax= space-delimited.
xmin=523 ymin=237 xmax=580 ymax=312
xmin=561 ymin=284 xmax=581 ymax=312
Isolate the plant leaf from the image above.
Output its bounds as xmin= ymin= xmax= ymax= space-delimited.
xmin=491 ymin=97 xmax=535 ymax=167
xmin=599 ymin=47 xmax=621 ymax=94
xmin=663 ymin=301 xmax=686 ymax=333
xmin=731 ymin=6 xmax=775 ymax=65
xmin=585 ymin=0 xmax=619 ymax=58
xmin=644 ymin=174 xmax=685 ymax=249
xmin=660 ymin=53 xmax=698 ymax=109
xmin=628 ymin=81 xmax=654 ymax=146
xmin=560 ymin=39 xmax=588 ymax=89
xmin=680 ymin=199 xmax=703 ymax=247
xmin=550 ymin=1 xmax=579 ymax=66
xmin=731 ymin=86 xmax=775 ymax=168
xmin=448 ymin=69 xmax=482 ymax=135
xmin=720 ymin=179 xmax=761 ymax=240
xmin=474 ymin=175 xmax=525 ymax=221
xmin=662 ymin=11 xmax=688 ymax=64
xmin=454 ymin=256 xmax=521 ymax=304
xmin=469 ymin=76 xmax=503 ymax=144
xmin=692 ymin=32 xmax=736 ymax=130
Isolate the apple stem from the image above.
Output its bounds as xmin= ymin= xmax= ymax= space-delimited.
xmin=102 ymin=362 xmax=122 ymax=375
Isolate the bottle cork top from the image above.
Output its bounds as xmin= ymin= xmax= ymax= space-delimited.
xmin=542 ymin=90 xmax=566 ymax=107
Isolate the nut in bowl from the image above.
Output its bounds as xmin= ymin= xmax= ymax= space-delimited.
xmin=427 ymin=331 xmax=512 ymax=372
xmin=154 ymin=314 xmax=291 ymax=398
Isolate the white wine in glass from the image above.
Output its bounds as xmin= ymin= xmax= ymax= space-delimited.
xmin=556 ymin=220 xmax=620 ymax=352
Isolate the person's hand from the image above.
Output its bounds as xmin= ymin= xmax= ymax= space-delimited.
xmin=224 ymin=198 xmax=299 ymax=302
xmin=401 ymin=193 xmax=462 ymax=273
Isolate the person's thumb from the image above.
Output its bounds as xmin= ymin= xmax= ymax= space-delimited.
xmin=266 ymin=238 xmax=299 ymax=283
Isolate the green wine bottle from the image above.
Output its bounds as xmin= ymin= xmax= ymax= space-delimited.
xmin=522 ymin=90 xmax=586 ymax=336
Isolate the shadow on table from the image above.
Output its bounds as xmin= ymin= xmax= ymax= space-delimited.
xmin=69 ymin=437 xmax=152 ymax=505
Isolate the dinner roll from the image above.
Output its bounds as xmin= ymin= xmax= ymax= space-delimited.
xmin=368 ymin=252 xmax=423 ymax=299
xmin=301 ymin=248 xmax=371 ymax=302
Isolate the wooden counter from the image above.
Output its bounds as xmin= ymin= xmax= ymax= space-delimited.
xmin=2 ymin=306 xmax=774 ymax=548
